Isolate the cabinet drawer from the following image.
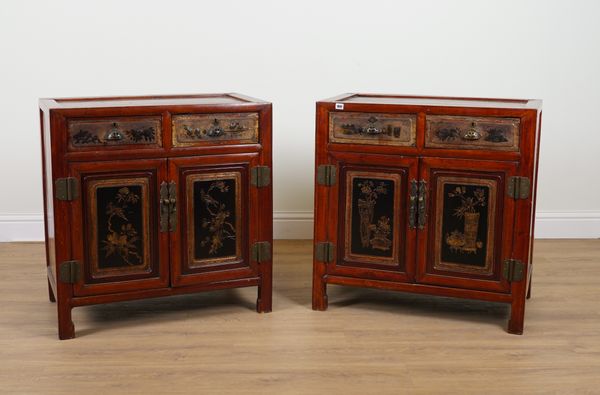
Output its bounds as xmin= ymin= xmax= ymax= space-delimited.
xmin=172 ymin=113 xmax=259 ymax=147
xmin=426 ymin=115 xmax=520 ymax=152
xmin=68 ymin=116 xmax=162 ymax=150
xmin=329 ymin=112 xmax=416 ymax=147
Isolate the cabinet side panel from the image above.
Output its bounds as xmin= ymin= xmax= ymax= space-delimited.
xmin=40 ymin=108 xmax=56 ymax=285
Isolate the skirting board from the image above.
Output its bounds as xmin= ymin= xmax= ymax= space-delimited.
xmin=0 ymin=212 xmax=599 ymax=242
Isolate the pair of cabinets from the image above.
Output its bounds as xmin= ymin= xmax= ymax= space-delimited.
xmin=40 ymin=94 xmax=272 ymax=339
xmin=313 ymin=95 xmax=541 ymax=334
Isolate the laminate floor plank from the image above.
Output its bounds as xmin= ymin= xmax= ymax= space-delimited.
xmin=0 ymin=240 xmax=599 ymax=394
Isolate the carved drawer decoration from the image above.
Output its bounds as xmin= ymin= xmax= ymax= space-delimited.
xmin=68 ymin=117 xmax=162 ymax=150
xmin=343 ymin=171 xmax=401 ymax=266
xmin=433 ymin=176 xmax=497 ymax=276
xmin=329 ymin=112 xmax=416 ymax=146
xmin=172 ymin=113 xmax=259 ymax=147
xmin=426 ymin=116 xmax=520 ymax=151
xmin=186 ymin=172 xmax=242 ymax=268
xmin=86 ymin=178 xmax=152 ymax=280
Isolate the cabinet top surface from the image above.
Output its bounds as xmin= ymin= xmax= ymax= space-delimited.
xmin=322 ymin=93 xmax=542 ymax=110
xmin=39 ymin=93 xmax=268 ymax=110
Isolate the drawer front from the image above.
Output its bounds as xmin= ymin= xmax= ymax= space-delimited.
xmin=426 ymin=116 xmax=520 ymax=152
xmin=172 ymin=113 xmax=259 ymax=147
xmin=68 ymin=116 xmax=162 ymax=150
xmin=329 ymin=112 xmax=417 ymax=147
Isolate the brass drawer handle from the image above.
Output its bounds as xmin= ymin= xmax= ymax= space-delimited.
xmin=106 ymin=123 xmax=124 ymax=141
xmin=365 ymin=126 xmax=382 ymax=135
xmin=462 ymin=123 xmax=481 ymax=141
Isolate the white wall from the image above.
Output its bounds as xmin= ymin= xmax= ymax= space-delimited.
xmin=1 ymin=0 xmax=599 ymax=240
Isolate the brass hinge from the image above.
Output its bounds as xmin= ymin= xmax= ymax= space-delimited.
xmin=317 ymin=165 xmax=336 ymax=186
xmin=315 ymin=242 xmax=335 ymax=263
xmin=503 ymin=259 xmax=525 ymax=282
xmin=251 ymin=241 xmax=272 ymax=262
xmin=507 ymin=176 xmax=531 ymax=200
xmin=55 ymin=177 xmax=79 ymax=201
xmin=251 ymin=166 xmax=271 ymax=187
xmin=59 ymin=260 xmax=81 ymax=283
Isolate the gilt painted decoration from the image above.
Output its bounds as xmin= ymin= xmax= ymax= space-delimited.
xmin=68 ymin=117 xmax=162 ymax=149
xmin=344 ymin=171 xmax=401 ymax=266
xmin=186 ymin=172 xmax=242 ymax=267
xmin=172 ymin=113 xmax=259 ymax=147
xmin=86 ymin=178 xmax=151 ymax=278
xmin=425 ymin=115 xmax=520 ymax=151
xmin=433 ymin=176 xmax=497 ymax=275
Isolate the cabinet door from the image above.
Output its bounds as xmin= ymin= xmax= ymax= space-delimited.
xmin=169 ymin=154 xmax=260 ymax=287
xmin=326 ymin=153 xmax=418 ymax=282
xmin=417 ymin=158 xmax=517 ymax=293
xmin=69 ymin=159 xmax=169 ymax=296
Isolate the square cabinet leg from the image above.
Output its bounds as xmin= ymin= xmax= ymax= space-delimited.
xmin=58 ymin=302 xmax=75 ymax=340
xmin=48 ymin=279 xmax=56 ymax=303
xmin=508 ymin=298 xmax=525 ymax=335
xmin=256 ymin=267 xmax=272 ymax=313
xmin=312 ymin=269 xmax=328 ymax=311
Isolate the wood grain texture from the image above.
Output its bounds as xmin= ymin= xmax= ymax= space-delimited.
xmin=1 ymin=240 xmax=599 ymax=394
xmin=314 ymin=94 xmax=541 ymax=334
xmin=40 ymin=94 xmax=272 ymax=338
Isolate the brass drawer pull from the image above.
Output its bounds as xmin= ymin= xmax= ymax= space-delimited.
xmin=106 ymin=123 xmax=124 ymax=141
xmin=462 ymin=123 xmax=481 ymax=141
xmin=365 ymin=126 xmax=382 ymax=135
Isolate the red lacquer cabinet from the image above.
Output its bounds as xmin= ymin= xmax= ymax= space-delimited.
xmin=39 ymin=94 xmax=272 ymax=339
xmin=313 ymin=94 xmax=542 ymax=334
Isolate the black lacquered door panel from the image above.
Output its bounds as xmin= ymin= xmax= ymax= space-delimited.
xmin=417 ymin=157 xmax=518 ymax=293
xmin=69 ymin=159 xmax=169 ymax=296
xmin=169 ymin=154 xmax=260 ymax=287
xmin=327 ymin=152 xmax=418 ymax=283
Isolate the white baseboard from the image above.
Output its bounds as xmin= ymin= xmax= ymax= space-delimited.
xmin=274 ymin=211 xmax=314 ymax=239
xmin=0 ymin=214 xmax=45 ymax=242
xmin=0 ymin=211 xmax=598 ymax=242
xmin=534 ymin=211 xmax=600 ymax=239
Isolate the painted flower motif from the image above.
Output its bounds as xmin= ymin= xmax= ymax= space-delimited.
xmin=200 ymin=181 xmax=236 ymax=255
xmin=101 ymin=188 xmax=142 ymax=266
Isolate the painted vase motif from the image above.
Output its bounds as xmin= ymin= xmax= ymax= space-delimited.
xmin=356 ymin=180 xmax=391 ymax=251
xmin=445 ymin=186 xmax=486 ymax=254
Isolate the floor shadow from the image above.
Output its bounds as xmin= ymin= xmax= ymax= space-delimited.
xmin=327 ymin=284 xmax=510 ymax=330
xmin=75 ymin=288 xmax=256 ymax=337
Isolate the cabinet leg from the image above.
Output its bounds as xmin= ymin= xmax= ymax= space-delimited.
xmin=48 ymin=279 xmax=56 ymax=303
xmin=256 ymin=265 xmax=272 ymax=313
xmin=526 ymin=273 xmax=532 ymax=300
xmin=312 ymin=269 xmax=328 ymax=311
xmin=57 ymin=302 xmax=75 ymax=340
xmin=508 ymin=298 xmax=525 ymax=335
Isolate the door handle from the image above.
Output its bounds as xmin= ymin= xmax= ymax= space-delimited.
xmin=159 ymin=181 xmax=177 ymax=232
xmin=409 ymin=179 xmax=418 ymax=229
xmin=417 ymin=180 xmax=427 ymax=230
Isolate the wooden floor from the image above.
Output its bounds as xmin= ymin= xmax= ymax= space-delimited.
xmin=1 ymin=240 xmax=599 ymax=394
